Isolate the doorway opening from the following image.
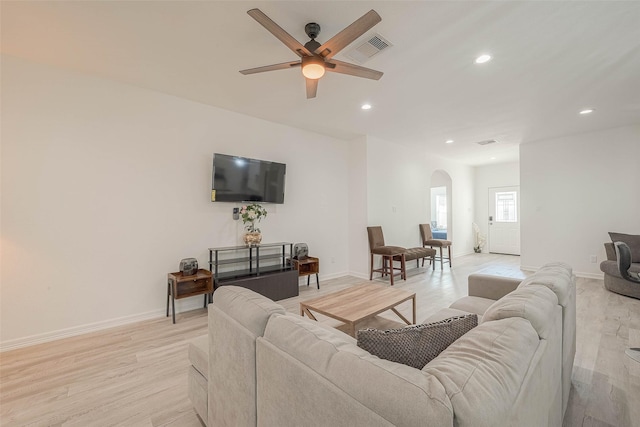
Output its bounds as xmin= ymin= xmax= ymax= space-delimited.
xmin=430 ymin=170 xmax=452 ymax=241
xmin=488 ymin=186 xmax=521 ymax=255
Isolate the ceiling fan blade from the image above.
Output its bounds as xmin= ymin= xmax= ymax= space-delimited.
xmin=315 ymin=10 xmax=381 ymax=59
xmin=326 ymin=59 xmax=383 ymax=80
xmin=305 ymin=78 xmax=318 ymax=99
xmin=247 ymin=9 xmax=312 ymax=57
xmin=240 ymin=61 xmax=301 ymax=75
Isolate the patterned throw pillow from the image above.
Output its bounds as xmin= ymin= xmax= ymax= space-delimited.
xmin=357 ymin=314 xmax=478 ymax=369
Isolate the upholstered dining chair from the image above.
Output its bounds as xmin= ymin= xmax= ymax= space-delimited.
xmin=420 ymin=223 xmax=452 ymax=269
xmin=366 ymin=226 xmax=407 ymax=286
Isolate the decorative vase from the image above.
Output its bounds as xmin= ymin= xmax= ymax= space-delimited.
xmin=243 ymin=232 xmax=262 ymax=246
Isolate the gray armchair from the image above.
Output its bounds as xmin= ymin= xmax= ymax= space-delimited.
xmin=613 ymin=242 xmax=640 ymax=363
xmin=615 ymin=242 xmax=640 ymax=283
xmin=600 ymin=233 xmax=640 ymax=299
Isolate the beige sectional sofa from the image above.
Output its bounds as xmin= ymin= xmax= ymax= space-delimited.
xmin=188 ymin=262 xmax=575 ymax=426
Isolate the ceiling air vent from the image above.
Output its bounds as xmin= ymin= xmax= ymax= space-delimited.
xmin=475 ymin=139 xmax=498 ymax=146
xmin=344 ymin=33 xmax=393 ymax=64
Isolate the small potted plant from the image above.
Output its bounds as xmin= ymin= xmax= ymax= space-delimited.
xmin=240 ymin=203 xmax=268 ymax=246
xmin=473 ymin=222 xmax=486 ymax=253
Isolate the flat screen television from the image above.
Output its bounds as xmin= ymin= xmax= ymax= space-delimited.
xmin=212 ymin=153 xmax=286 ymax=204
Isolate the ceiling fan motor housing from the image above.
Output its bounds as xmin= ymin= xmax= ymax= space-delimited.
xmin=305 ymin=22 xmax=321 ymax=39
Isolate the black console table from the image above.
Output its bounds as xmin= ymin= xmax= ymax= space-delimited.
xmin=208 ymin=242 xmax=298 ymax=301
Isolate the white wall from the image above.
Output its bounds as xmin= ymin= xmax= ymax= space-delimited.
xmin=473 ymin=162 xmax=520 ymax=252
xmin=362 ymin=136 xmax=475 ymax=264
xmin=347 ymin=136 xmax=369 ymax=278
xmin=520 ymin=125 xmax=640 ymax=276
xmin=366 ymin=136 xmax=430 ymax=250
xmin=0 ymin=56 xmax=350 ymax=348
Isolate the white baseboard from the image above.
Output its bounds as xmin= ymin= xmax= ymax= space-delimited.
xmin=453 ymin=251 xmax=475 ymax=258
xmin=296 ymin=271 xmax=349 ymax=286
xmin=574 ymin=271 xmax=604 ymax=280
xmin=2 ymin=273 xmax=358 ymax=352
xmin=347 ymin=271 xmax=369 ymax=280
xmin=0 ymin=298 xmax=205 ymax=353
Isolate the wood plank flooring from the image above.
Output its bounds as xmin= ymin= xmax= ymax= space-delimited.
xmin=1 ymin=254 xmax=638 ymax=426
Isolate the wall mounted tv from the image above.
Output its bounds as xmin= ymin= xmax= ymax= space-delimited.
xmin=211 ymin=154 xmax=286 ymax=204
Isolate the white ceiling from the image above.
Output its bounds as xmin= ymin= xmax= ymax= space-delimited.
xmin=2 ymin=1 xmax=640 ymax=166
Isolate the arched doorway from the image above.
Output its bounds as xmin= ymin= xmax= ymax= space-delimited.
xmin=430 ymin=170 xmax=452 ymax=241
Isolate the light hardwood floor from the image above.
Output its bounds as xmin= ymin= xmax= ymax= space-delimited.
xmin=1 ymin=254 xmax=639 ymax=426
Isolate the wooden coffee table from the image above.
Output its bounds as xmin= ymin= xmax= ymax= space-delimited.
xmin=300 ymin=284 xmax=416 ymax=337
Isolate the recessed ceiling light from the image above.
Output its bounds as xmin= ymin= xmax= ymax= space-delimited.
xmin=579 ymin=108 xmax=594 ymax=115
xmin=361 ymin=104 xmax=372 ymax=110
xmin=445 ymin=140 xmax=454 ymax=144
xmin=475 ymin=54 xmax=492 ymax=64
xmin=490 ymin=157 xmax=497 ymax=160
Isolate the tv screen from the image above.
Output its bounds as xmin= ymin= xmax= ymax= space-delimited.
xmin=212 ymin=154 xmax=286 ymax=204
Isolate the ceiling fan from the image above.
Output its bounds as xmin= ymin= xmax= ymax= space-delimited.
xmin=240 ymin=9 xmax=384 ymax=99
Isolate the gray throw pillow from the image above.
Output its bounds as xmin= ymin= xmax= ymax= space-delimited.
xmin=609 ymin=232 xmax=640 ymax=263
xmin=357 ymin=314 xmax=478 ymax=369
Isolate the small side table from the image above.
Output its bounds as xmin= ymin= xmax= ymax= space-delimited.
xmin=167 ymin=269 xmax=213 ymax=324
xmin=290 ymin=257 xmax=320 ymax=289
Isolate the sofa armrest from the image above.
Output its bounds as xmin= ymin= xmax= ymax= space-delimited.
xmin=468 ymin=274 xmax=523 ymax=300
xmin=604 ymin=242 xmax=617 ymax=261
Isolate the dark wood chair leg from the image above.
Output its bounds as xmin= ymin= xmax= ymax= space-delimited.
xmin=388 ymin=256 xmax=395 ymax=286
xmin=402 ymin=255 xmax=407 ymax=280
xmin=440 ymin=247 xmax=444 ymax=269
xmin=316 ymin=274 xmax=319 ymax=289
xmin=171 ymin=293 xmax=176 ymax=324
xmin=369 ymin=253 xmax=374 ymax=280
xmin=448 ymin=246 xmax=452 ymax=267
xmin=166 ymin=281 xmax=171 ymax=317
xmin=432 ymin=254 xmax=435 ymax=270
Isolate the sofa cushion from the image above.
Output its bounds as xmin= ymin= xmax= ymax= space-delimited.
xmin=212 ymin=285 xmax=285 ymax=337
xmin=423 ymin=317 xmax=540 ymax=427
xmin=600 ymin=259 xmax=640 ymax=278
xmin=357 ymin=315 xmax=478 ymax=369
xmin=188 ymin=334 xmax=208 ymax=377
xmin=208 ymin=286 xmax=286 ymax=427
xmin=467 ymin=273 xmax=523 ymax=300
xmin=450 ymin=296 xmax=496 ymax=315
xmin=482 ymin=285 xmax=558 ymax=339
xmin=188 ymin=365 xmax=207 ymax=422
xmin=262 ymin=313 xmax=454 ymax=426
xmin=539 ymin=262 xmax=573 ymax=277
xmin=609 ymin=232 xmax=640 ymax=263
xmin=518 ymin=265 xmax=572 ymax=307
xmin=423 ymin=307 xmax=473 ymax=323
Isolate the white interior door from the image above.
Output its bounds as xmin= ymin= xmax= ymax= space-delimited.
xmin=488 ymin=186 xmax=521 ymax=255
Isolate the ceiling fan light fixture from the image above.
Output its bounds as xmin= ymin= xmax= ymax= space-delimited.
xmin=301 ymin=57 xmax=325 ymax=79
